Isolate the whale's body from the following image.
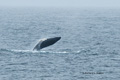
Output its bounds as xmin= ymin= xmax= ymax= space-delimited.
xmin=33 ymin=37 xmax=61 ymax=51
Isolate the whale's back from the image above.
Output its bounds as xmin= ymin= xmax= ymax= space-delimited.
xmin=33 ymin=37 xmax=61 ymax=51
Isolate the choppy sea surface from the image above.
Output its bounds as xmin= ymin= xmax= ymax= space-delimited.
xmin=0 ymin=7 xmax=120 ymax=80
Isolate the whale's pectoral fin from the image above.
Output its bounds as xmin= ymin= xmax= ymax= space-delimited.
xmin=33 ymin=42 xmax=41 ymax=51
xmin=33 ymin=37 xmax=61 ymax=51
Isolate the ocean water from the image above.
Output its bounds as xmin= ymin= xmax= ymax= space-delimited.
xmin=0 ymin=7 xmax=120 ymax=80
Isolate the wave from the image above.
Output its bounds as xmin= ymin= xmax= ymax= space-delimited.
xmin=0 ymin=48 xmax=83 ymax=54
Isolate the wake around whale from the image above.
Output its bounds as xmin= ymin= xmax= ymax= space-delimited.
xmin=33 ymin=37 xmax=61 ymax=51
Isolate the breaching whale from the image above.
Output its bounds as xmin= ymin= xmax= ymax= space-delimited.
xmin=33 ymin=37 xmax=61 ymax=51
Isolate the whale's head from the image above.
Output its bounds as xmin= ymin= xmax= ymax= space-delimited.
xmin=33 ymin=37 xmax=61 ymax=51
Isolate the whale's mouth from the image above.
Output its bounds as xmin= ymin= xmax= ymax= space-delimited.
xmin=33 ymin=37 xmax=61 ymax=51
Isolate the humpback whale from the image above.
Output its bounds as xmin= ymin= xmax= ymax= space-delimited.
xmin=33 ymin=37 xmax=61 ymax=51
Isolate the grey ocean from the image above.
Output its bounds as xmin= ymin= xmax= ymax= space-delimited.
xmin=0 ymin=8 xmax=120 ymax=80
